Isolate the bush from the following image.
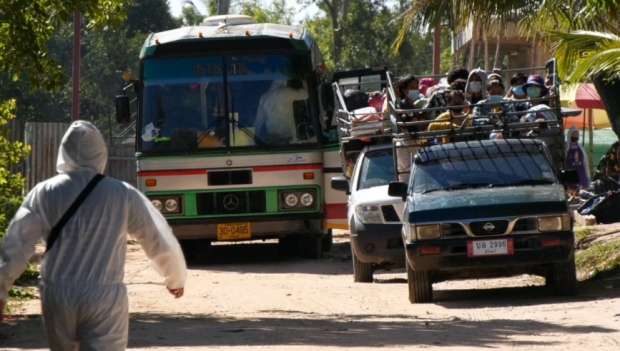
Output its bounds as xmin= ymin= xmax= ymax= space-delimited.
xmin=0 ymin=100 xmax=30 ymax=242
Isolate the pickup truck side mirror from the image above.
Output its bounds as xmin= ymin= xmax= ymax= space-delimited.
xmin=388 ymin=181 xmax=408 ymax=200
xmin=331 ymin=176 xmax=350 ymax=195
xmin=116 ymin=95 xmax=131 ymax=124
xmin=561 ymin=169 xmax=580 ymax=185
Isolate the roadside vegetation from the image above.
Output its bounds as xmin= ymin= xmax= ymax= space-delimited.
xmin=574 ymin=225 xmax=620 ymax=281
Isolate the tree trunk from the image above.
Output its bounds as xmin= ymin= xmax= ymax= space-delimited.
xmin=592 ymin=74 xmax=620 ymax=138
xmin=493 ymin=34 xmax=500 ymax=68
xmin=484 ymin=33 xmax=489 ymax=71
xmin=468 ymin=23 xmax=476 ymax=71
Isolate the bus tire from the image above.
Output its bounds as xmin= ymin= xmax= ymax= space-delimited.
xmin=300 ymin=236 xmax=322 ymax=259
xmin=322 ymin=229 xmax=333 ymax=253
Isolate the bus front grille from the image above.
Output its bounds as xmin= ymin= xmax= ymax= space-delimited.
xmin=196 ymin=191 xmax=266 ymax=215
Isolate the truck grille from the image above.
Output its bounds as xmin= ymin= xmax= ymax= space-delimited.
xmin=513 ymin=217 xmax=537 ymax=232
xmin=441 ymin=223 xmax=467 ymax=237
xmin=381 ymin=205 xmax=400 ymax=222
xmin=196 ymin=191 xmax=266 ymax=215
xmin=469 ymin=220 xmax=509 ymax=236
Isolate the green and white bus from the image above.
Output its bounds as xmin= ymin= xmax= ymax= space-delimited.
xmin=116 ymin=15 xmax=347 ymax=260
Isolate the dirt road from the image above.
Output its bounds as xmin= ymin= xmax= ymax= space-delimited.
xmin=3 ymin=230 xmax=620 ymax=350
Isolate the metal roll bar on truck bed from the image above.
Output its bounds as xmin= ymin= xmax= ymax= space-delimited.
xmin=383 ymin=61 xmax=580 ymax=180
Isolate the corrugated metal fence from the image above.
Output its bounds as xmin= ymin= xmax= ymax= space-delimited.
xmin=23 ymin=122 xmax=137 ymax=191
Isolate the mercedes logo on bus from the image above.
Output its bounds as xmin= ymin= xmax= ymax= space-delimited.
xmin=223 ymin=194 xmax=240 ymax=210
xmin=483 ymin=223 xmax=495 ymax=231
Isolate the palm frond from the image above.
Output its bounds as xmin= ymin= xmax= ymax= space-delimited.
xmin=549 ymin=30 xmax=620 ymax=82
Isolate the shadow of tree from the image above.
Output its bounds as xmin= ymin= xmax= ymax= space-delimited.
xmin=2 ymin=312 xmax=615 ymax=349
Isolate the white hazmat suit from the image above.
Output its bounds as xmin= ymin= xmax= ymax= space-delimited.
xmin=0 ymin=121 xmax=187 ymax=350
xmin=253 ymin=80 xmax=308 ymax=143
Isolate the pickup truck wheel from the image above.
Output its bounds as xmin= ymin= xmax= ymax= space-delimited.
xmin=322 ymin=230 xmax=333 ymax=253
xmin=352 ymin=243 xmax=373 ymax=283
xmin=300 ymin=236 xmax=322 ymax=259
xmin=407 ymin=261 xmax=432 ymax=303
xmin=551 ymin=257 xmax=578 ymax=296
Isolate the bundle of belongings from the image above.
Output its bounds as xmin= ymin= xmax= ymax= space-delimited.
xmin=576 ymin=171 xmax=620 ymax=224
xmin=343 ymin=90 xmax=385 ymax=139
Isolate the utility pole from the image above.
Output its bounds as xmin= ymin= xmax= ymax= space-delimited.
xmin=72 ymin=10 xmax=81 ymax=121
xmin=217 ymin=0 xmax=230 ymax=15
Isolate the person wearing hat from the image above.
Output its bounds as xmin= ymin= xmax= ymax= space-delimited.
xmin=520 ymin=75 xmax=556 ymax=122
xmin=522 ymin=75 xmax=549 ymax=104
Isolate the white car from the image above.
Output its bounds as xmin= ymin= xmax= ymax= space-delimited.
xmin=332 ymin=143 xmax=406 ymax=282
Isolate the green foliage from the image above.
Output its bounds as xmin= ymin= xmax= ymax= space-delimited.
xmin=576 ymin=237 xmax=620 ymax=280
xmin=8 ymin=286 xmax=37 ymax=300
xmin=125 ymin=0 xmax=179 ymax=36
xmin=575 ymin=227 xmax=595 ymax=241
xmin=180 ymin=7 xmax=205 ymax=26
xmin=0 ymin=0 xmax=131 ymax=92
xmin=236 ymin=0 xmax=294 ymax=25
xmin=0 ymin=100 xmax=30 ymax=242
xmin=306 ymin=1 xmax=437 ymax=77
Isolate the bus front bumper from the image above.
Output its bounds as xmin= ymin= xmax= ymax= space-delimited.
xmin=167 ymin=214 xmax=324 ymax=240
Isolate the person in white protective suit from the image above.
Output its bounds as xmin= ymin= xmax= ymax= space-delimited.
xmin=0 ymin=121 xmax=187 ymax=350
xmin=253 ymin=79 xmax=308 ymax=144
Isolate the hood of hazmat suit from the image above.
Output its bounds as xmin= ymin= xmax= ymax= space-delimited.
xmin=0 ymin=121 xmax=186 ymax=349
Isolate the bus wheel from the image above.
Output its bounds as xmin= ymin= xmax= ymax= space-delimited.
xmin=278 ymin=236 xmax=299 ymax=257
xmin=322 ymin=229 xmax=333 ymax=253
xmin=300 ymin=236 xmax=322 ymax=259
xmin=180 ymin=240 xmax=199 ymax=264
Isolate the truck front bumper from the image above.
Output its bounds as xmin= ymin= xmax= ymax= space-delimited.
xmin=406 ymin=232 xmax=574 ymax=271
xmin=350 ymin=220 xmax=405 ymax=264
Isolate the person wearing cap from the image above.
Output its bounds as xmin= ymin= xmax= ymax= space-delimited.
xmin=472 ymin=79 xmax=517 ymax=125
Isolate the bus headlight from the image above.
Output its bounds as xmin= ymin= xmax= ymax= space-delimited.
xmin=151 ymin=199 xmax=163 ymax=211
xmin=285 ymin=193 xmax=299 ymax=207
xmin=165 ymin=199 xmax=179 ymax=213
xmin=300 ymin=193 xmax=314 ymax=207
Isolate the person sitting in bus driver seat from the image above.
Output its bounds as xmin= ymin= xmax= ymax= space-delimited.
xmin=253 ymin=79 xmax=308 ymax=144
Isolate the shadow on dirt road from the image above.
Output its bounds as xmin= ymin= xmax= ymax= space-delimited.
xmin=2 ymin=312 xmax=614 ymax=349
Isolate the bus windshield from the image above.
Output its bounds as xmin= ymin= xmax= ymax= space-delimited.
xmin=140 ymin=54 xmax=317 ymax=152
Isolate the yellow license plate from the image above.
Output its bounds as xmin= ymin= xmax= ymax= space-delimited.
xmin=217 ymin=222 xmax=251 ymax=241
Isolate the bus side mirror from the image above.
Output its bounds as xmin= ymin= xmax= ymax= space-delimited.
xmin=321 ymin=83 xmax=335 ymax=113
xmin=116 ymin=95 xmax=131 ymax=124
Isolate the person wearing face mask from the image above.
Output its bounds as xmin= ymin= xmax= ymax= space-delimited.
xmin=520 ymin=75 xmax=557 ymax=123
xmin=428 ymin=90 xmax=472 ymax=141
xmin=396 ymin=75 xmax=429 ymax=125
xmin=471 ymin=79 xmax=517 ymax=126
xmin=566 ymin=126 xmax=590 ymax=192
xmin=465 ymin=69 xmax=488 ymax=105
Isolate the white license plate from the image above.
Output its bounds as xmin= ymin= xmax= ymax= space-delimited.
xmin=467 ymin=238 xmax=514 ymax=257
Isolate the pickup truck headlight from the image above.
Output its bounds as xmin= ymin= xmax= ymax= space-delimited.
xmin=416 ymin=225 xmax=441 ymax=239
xmin=355 ymin=205 xmax=382 ymax=224
xmin=538 ymin=216 xmax=562 ymax=232
xmin=538 ymin=214 xmax=572 ymax=232
xmin=403 ymin=225 xmax=415 ymax=241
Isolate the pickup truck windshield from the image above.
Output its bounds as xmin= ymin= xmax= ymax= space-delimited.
xmin=358 ymin=149 xmax=394 ymax=190
xmin=413 ymin=148 xmax=557 ymax=194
